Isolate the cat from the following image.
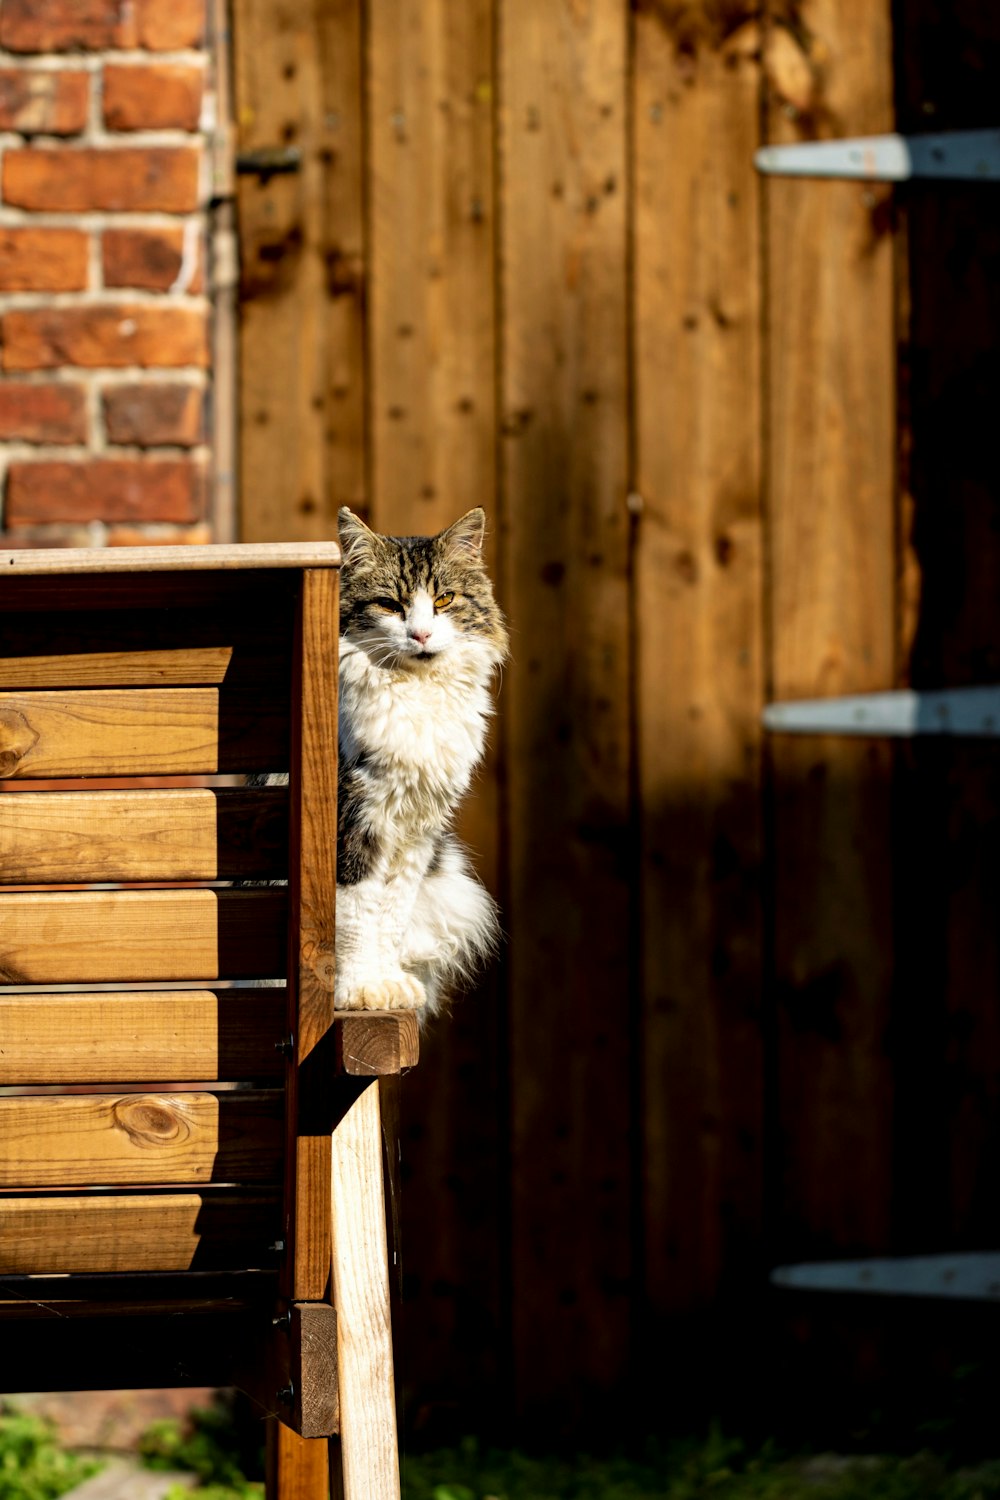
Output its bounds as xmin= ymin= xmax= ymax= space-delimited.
xmin=334 ymin=506 xmax=508 ymax=1015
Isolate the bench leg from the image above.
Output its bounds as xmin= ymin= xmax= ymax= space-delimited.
xmin=265 ymin=1420 xmax=330 ymax=1499
xmin=329 ymin=1079 xmax=401 ymax=1500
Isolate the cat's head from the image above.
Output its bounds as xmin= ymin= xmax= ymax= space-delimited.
xmin=337 ymin=508 xmax=509 ymax=672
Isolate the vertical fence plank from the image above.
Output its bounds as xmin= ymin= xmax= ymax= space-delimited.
xmin=369 ymin=0 xmax=496 ymax=530
xmin=764 ymin=0 xmax=897 ymax=1258
xmin=499 ymin=0 xmax=632 ymax=1425
xmin=234 ymin=0 xmax=365 ymax=541
xmin=366 ymin=0 xmax=504 ymax=1414
xmin=891 ymin=0 xmax=1000 ymax=1256
xmin=633 ymin=6 xmax=765 ymax=1356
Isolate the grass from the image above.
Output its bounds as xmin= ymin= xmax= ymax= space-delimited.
xmin=6 ymin=1397 xmax=1000 ymax=1500
xmin=0 ymin=1407 xmax=101 ymax=1500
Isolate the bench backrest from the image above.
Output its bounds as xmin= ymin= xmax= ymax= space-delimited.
xmin=0 ymin=544 xmax=413 ymax=1443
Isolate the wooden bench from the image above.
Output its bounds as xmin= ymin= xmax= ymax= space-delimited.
xmin=0 ymin=545 xmax=412 ymax=1500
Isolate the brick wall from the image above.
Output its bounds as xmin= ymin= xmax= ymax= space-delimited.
xmin=0 ymin=0 xmax=217 ymax=547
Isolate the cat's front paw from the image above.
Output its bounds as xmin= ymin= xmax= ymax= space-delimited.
xmin=335 ymin=973 xmax=427 ymax=1012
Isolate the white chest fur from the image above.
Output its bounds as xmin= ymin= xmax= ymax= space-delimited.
xmin=339 ymin=638 xmax=493 ymax=835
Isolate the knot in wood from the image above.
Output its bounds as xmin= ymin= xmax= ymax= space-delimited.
xmin=113 ymin=1095 xmax=191 ymax=1148
xmin=0 ymin=704 xmax=38 ymax=777
xmin=303 ymin=941 xmax=336 ymax=989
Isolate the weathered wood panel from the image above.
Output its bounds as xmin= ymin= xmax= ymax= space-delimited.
xmin=764 ymin=0 xmax=897 ymax=1257
xmin=0 ymin=991 xmax=285 ymax=1085
xmin=0 ymin=889 xmax=287 ymax=984
xmin=499 ymin=0 xmax=632 ymax=1421
xmin=0 ymin=787 xmax=288 ymax=884
xmin=286 ymin=567 xmax=340 ymax=1302
xmin=0 ymin=1091 xmax=283 ymax=1188
xmin=0 ymin=647 xmax=234 ymax=689
xmin=633 ymin=7 xmax=765 ymax=1325
xmin=0 ymin=689 xmax=287 ymax=778
xmin=234 ymin=0 xmax=364 ymax=540
xmin=0 ymin=1192 xmax=282 ymax=1274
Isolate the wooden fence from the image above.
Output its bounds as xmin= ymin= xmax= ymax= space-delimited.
xmin=231 ymin=0 xmax=1000 ymax=1435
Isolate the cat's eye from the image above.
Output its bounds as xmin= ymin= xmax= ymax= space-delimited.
xmin=434 ymin=592 xmax=455 ymax=611
xmin=372 ymin=596 xmax=405 ymax=615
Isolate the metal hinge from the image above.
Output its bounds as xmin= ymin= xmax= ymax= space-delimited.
xmin=763 ymin=686 xmax=1000 ymax=738
xmin=773 ymin=1252 xmax=1000 ymax=1302
xmin=755 ymin=128 xmax=1000 ymax=182
xmin=235 ymin=146 xmax=302 ymax=180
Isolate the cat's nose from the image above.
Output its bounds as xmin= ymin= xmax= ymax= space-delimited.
xmin=409 ymin=627 xmax=431 ymax=645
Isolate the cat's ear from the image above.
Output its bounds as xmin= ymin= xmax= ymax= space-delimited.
xmin=338 ymin=507 xmax=380 ymax=564
xmin=440 ymin=508 xmax=486 ymax=561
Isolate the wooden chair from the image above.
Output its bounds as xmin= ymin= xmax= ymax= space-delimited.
xmin=0 ymin=544 xmax=413 ymax=1500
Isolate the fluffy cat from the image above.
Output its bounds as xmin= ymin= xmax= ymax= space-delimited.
xmin=334 ymin=506 xmax=508 ymax=1015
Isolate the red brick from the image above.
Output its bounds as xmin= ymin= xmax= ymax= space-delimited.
xmin=3 ymin=147 xmax=200 ymax=214
xmin=0 ymin=383 xmax=87 ymax=444
xmin=103 ymin=228 xmax=203 ymax=293
xmin=6 ymin=459 xmax=204 ymax=524
xmin=0 ymin=228 xmax=88 ymax=292
xmin=103 ymin=383 xmax=204 ymax=446
xmin=0 ymin=68 xmax=89 ymax=134
xmin=0 ymin=0 xmax=136 ymax=53
xmin=134 ymin=0 xmax=206 ymax=50
xmin=3 ymin=306 xmax=209 ymax=371
xmin=104 ymin=64 xmax=203 ymax=133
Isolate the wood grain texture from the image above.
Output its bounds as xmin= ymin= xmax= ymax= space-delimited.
xmin=287 ymin=568 xmax=340 ymax=1303
xmin=0 ymin=1191 xmax=282 ymax=1274
xmin=265 ymin=1421 xmax=329 ymax=1500
xmin=336 ymin=1014 xmax=419 ymax=1076
xmin=0 ymin=647 xmax=234 ymax=689
xmin=369 ymin=0 xmax=495 ymax=529
xmin=0 ymin=787 xmax=288 ymax=884
xmin=291 ymin=1301 xmax=340 ymax=1438
xmin=633 ymin=11 xmax=765 ymax=1323
xmin=0 ymin=544 xmax=340 ymax=574
xmin=0 ymin=991 xmax=285 ymax=1085
xmin=234 ymin=0 xmax=355 ymax=540
xmin=0 ymin=1091 xmax=283 ymax=1189
xmin=764 ymin=0 xmax=897 ymax=1257
xmin=329 ymin=1082 xmax=400 ymax=1500
xmin=0 ymin=689 xmax=221 ymax=779
xmin=499 ymin=0 xmax=632 ymax=1419
xmin=0 ymin=889 xmax=287 ymax=984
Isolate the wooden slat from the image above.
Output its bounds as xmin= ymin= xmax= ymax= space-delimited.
xmin=329 ymin=1081 xmax=399 ymax=1500
xmin=0 ymin=991 xmax=285 ymax=1084
xmin=0 ymin=601 xmax=294 ymax=692
xmin=0 ymin=689 xmax=287 ymax=779
xmin=0 ymin=647 xmax=234 ymax=689
xmin=266 ymin=1422 xmax=330 ymax=1500
xmin=287 ymin=568 xmax=339 ymax=1302
xmin=0 ymin=543 xmax=341 ymax=575
xmin=0 ymin=1090 xmax=283 ymax=1188
xmin=0 ymin=787 xmax=288 ymax=884
xmin=0 ymin=1191 xmax=282 ymax=1273
xmin=765 ymin=0 xmax=897 ymax=1258
xmin=0 ymin=889 xmax=287 ymax=984
xmin=234 ymin=1 xmax=354 ymax=540
xmin=500 ymin=0 xmax=633 ymax=1420
xmin=369 ymin=0 xmax=495 ymax=524
xmin=633 ymin=12 xmax=765 ymax=1324
xmin=0 ymin=1307 xmax=267 ymax=1393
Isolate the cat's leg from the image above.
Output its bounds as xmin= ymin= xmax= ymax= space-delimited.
xmin=401 ymin=837 xmax=498 ymax=1013
xmin=335 ymin=854 xmax=430 ymax=1011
